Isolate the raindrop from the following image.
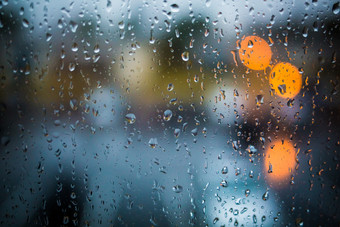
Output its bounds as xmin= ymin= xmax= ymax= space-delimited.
xmin=167 ymin=83 xmax=174 ymax=91
xmin=170 ymin=4 xmax=180 ymax=12
xmin=332 ymin=2 xmax=340 ymax=14
xmin=71 ymin=43 xmax=78 ymax=52
xmin=221 ymin=166 xmax=228 ymax=174
xmin=163 ymin=109 xmax=173 ymax=121
xmin=181 ymin=51 xmax=189 ymax=61
xmin=69 ymin=20 xmax=78 ymax=33
xmin=125 ymin=113 xmax=136 ymax=124
xmin=172 ymin=185 xmax=183 ymax=193
xmin=246 ymin=145 xmax=257 ymax=154
xmin=174 ymin=128 xmax=180 ymax=138
xmin=191 ymin=128 xmax=198 ymax=136
xmin=220 ymin=180 xmax=228 ymax=187
xmin=149 ymin=138 xmax=158 ymax=148
xmin=278 ymin=84 xmax=286 ymax=95
xmin=46 ymin=33 xmax=52 ymax=42
xmin=213 ymin=217 xmax=219 ymax=224
xmin=69 ymin=99 xmax=78 ymax=111
xmin=262 ymin=191 xmax=269 ymax=201
xmin=255 ymin=95 xmax=264 ymax=106
xmin=248 ymin=40 xmax=254 ymax=48
xmin=22 ymin=18 xmax=29 ymax=28
xmin=68 ymin=62 xmax=76 ymax=72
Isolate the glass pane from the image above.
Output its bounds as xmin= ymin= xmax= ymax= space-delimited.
xmin=0 ymin=0 xmax=339 ymax=226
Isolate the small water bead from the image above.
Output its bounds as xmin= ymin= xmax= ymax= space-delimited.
xmin=163 ymin=109 xmax=173 ymax=121
xmin=125 ymin=113 xmax=136 ymax=124
xmin=174 ymin=128 xmax=180 ymax=138
xmin=181 ymin=51 xmax=189 ymax=61
xmin=221 ymin=166 xmax=228 ymax=174
xmin=149 ymin=138 xmax=158 ymax=148
xmin=220 ymin=180 xmax=228 ymax=187
xmin=172 ymin=185 xmax=183 ymax=193
xmin=167 ymin=83 xmax=174 ymax=91
xmin=170 ymin=4 xmax=180 ymax=12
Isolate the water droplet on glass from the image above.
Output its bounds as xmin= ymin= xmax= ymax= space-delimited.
xmin=181 ymin=51 xmax=189 ymax=61
xmin=262 ymin=191 xmax=269 ymax=201
xmin=22 ymin=18 xmax=29 ymax=28
xmin=172 ymin=185 xmax=183 ymax=193
xmin=163 ymin=109 xmax=173 ymax=121
xmin=220 ymin=180 xmax=228 ymax=187
xmin=167 ymin=83 xmax=174 ymax=91
xmin=149 ymin=138 xmax=158 ymax=148
xmin=46 ymin=33 xmax=52 ymax=42
xmin=221 ymin=166 xmax=228 ymax=174
xmin=170 ymin=4 xmax=179 ymax=12
xmin=71 ymin=43 xmax=78 ymax=52
xmin=69 ymin=20 xmax=78 ymax=33
xmin=278 ymin=84 xmax=287 ymax=95
xmin=332 ymin=2 xmax=340 ymax=14
xmin=174 ymin=128 xmax=180 ymax=138
xmin=125 ymin=113 xmax=136 ymax=124
xmin=245 ymin=189 xmax=250 ymax=197
xmin=248 ymin=40 xmax=254 ymax=48
xmin=68 ymin=62 xmax=76 ymax=72
xmin=246 ymin=145 xmax=257 ymax=154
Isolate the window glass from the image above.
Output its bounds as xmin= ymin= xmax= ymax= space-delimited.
xmin=0 ymin=0 xmax=339 ymax=226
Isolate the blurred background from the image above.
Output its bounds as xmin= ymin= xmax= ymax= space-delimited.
xmin=0 ymin=0 xmax=339 ymax=226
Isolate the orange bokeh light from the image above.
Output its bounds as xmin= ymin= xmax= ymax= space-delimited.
xmin=264 ymin=140 xmax=296 ymax=187
xmin=238 ymin=35 xmax=272 ymax=70
xmin=269 ymin=62 xmax=302 ymax=99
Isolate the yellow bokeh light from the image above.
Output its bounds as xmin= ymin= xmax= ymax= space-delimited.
xmin=238 ymin=36 xmax=272 ymax=70
xmin=269 ymin=62 xmax=302 ymax=99
xmin=264 ymin=140 xmax=296 ymax=187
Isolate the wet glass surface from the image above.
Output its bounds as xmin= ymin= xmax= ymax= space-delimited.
xmin=0 ymin=0 xmax=340 ymax=226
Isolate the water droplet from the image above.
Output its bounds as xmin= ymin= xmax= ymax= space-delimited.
xmin=221 ymin=166 xmax=228 ymax=174
xmin=71 ymin=43 xmax=78 ymax=52
xmin=246 ymin=145 xmax=257 ymax=154
xmin=249 ymin=7 xmax=254 ymax=15
xmin=248 ymin=40 xmax=254 ymax=48
xmin=46 ymin=33 xmax=52 ymax=42
xmin=191 ymin=128 xmax=198 ymax=136
xmin=245 ymin=189 xmax=250 ymax=197
xmin=69 ymin=20 xmax=78 ymax=33
xmin=69 ymin=99 xmax=78 ymax=111
xmin=149 ymin=138 xmax=158 ymax=148
xmin=262 ymin=191 xmax=269 ymax=201
xmin=181 ymin=51 xmax=189 ymax=61
xmin=167 ymin=83 xmax=174 ymax=91
xmin=213 ymin=217 xmax=219 ymax=224
xmin=22 ymin=18 xmax=29 ymax=28
xmin=163 ymin=109 xmax=173 ymax=121
xmin=278 ymin=84 xmax=287 ymax=95
xmin=170 ymin=4 xmax=179 ymax=12
xmin=125 ymin=113 xmax=136 ymax=124
xmin=174 ymin=128 xmax=180 ymax=138
xmin=172 ymin=185 xmax=183 ymax=193
xmin=255 ymin=95 xmax=264 ymax=106
xmin=220 ymin=180 xmax=228 ymax=187
xmin=332 ymin=2 xmax=340 ymax=14
xmin=68 ymin=62 xmax=75 ymax=72
xmin=94 ymin=44 xmax=100 ymax=53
